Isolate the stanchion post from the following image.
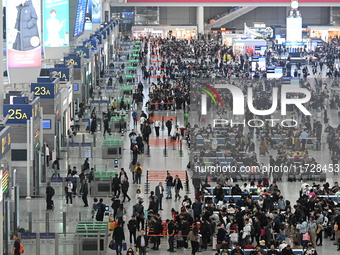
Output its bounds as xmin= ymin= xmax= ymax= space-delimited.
xmin=91 ymin=143 xmax=94 ymax=159
xmin=63 ymin=211 xmax=67 ymax=235
xmin=28 ymin=212 xmax=32 ymax=232
xmin=67 ymin=140 xmax=70 ymax=158
xmin=147 ymin=144 xmax=150 ymax=157
xmin=93 ymin=134 xmax=97 ymax=148
xmin=45 ymin=211 xmax=49 ymax=233
xmin=97 ymin=232 xmax=100 ymax=255
xmin=179 ymin=140 xmax=183 ymax=157
xmin=163 ymin=139 xmax=167 ymax=157
xmin=172 ymin=139 xmax=176 ymax=150
xmin=78 ymin=143 xmax=81 ymax=159
xmin=79 ymin=211 xmax=82 ymax=222
xmin=185 ymin=171 xmax=190 ymax=194
xmin=145 ymin=170 xmax=149 ymax=194
xmin=161 ymin=116 xmax=165 ymax=131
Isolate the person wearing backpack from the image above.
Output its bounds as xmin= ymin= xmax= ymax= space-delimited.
xmin=10 ymin=234 xmax=23 ymax=255
xmin=134 ymin=163 xmax=143 ymax=184
xmin=46 ymin=182 xmax=55 ymax=211
xmin=96 ymin=198 xmax=106 ymax=221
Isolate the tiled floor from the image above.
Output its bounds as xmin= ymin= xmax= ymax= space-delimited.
xmin=11 ymin=42 xmax=340 ymax=255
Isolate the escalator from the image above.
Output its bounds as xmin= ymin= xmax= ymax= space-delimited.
xmin=204 ymin=6 xmax=257 ymax=32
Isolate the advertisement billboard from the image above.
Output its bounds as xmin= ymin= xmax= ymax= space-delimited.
xmin=43 ymin=0 xmax=69 ymax=47
xmin=73 ymin=0 xmax=87 ymax=38
xmin=85 ymin=0 xmax=93 ymax=30
xmin=91 ymin=0 xmax=101 ymax=23
xmin=6 ymin=0 xmax=42 ymax=68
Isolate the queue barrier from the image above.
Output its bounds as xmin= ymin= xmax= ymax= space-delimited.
xmin=149 ymin=116 xmax=177 ymax=123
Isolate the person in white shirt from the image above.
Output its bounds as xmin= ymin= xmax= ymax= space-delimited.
xmin=45 ymin=144 xmax=50 ymax=167
xmin=154 ymin=120 xmax=161 ymax=137
xmin=65 ymin=180 xmax=73 ymax=205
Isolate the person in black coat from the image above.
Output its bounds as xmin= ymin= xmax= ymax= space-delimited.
xmin=46 ymin=182 xmax=55 ymax=210
xmin=142 ymin=123 xmax=152 ymax=144
xmin=112 ymin=223 xmax=125 ymax=255
xmin=136 ymin=230 xmax=148 ymax=255
xmin=214 ymin=184 xmax=225 ymax=201
xmin=166 ymin=219 xmax=176 ymax=252
xmin=90 ymin=117 xmax=97 ymax=134
xmin=128 ymin=216 xmax=138 ymax=245
xmin=13 ymin=0 xmax=40 ymax=51
xmin=80 ymin=179 xmax=89 ymax=207
xmin=121 ymin=178 xmax=131 ymax=202
xmin=96 ymin=198 xmax=106 ymax=221
xmin=151 ymin=218 xmax=162 ymax=250
xmin=112 ymin=174 xmax=121 ymax=197
xmin=173 ymin=175 xmax=183 ymax=202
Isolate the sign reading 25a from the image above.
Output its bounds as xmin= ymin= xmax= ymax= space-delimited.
xmin=3 ymin=105 xmax=33 ymax=124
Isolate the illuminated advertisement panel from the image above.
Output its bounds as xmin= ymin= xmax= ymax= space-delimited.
xmin=73 ymin=0 xmax=87 ymax=37
xmin=43 ymin=0 xmax=69 ymax=47
xmin=6 ymin=0 xmax=42 ymax=68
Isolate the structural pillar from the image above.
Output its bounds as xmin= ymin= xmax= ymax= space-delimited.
xmin=196 ymin=6 xmax=204 ymax=36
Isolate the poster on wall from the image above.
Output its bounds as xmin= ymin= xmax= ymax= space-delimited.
xmin=43 ymin=0 xmax=69 ymax=47
xmin=91 ymin=0 xmax=101 ymax=23
xmin=73 ymin=0 xmax=87 ymax=37
xmin=6 ymin=0 xmax=42 ymax=68
xmin=85 ymin=0 xmax=92 ymax=30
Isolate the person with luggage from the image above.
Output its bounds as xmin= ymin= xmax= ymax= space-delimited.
xmin=46 ymin=182 xmax=55 ymax=211
xmin=136 ymin=230 xmax=148 ymax=255
xmin=112 ymin=221 xmax=126 ymax=255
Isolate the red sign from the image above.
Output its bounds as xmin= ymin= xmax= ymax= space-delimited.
xmin=128 ymin=0 xmax=338 ymax=2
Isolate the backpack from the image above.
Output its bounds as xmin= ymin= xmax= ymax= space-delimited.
xmin=50 ymin=187 xmax=55 ymax=197
xmin=19 ymin=241 xmax=24 ymax=254
xmin=250 ymin=225 xmax=255 ymax=236
xmin=136 ymin=167 xmax=142 ymax=175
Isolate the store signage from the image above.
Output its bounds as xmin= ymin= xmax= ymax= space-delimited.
xmin=6 ymin=0 xmax=42 ymax=68
xmin=3 ymin=98 xmax=40 ymax=124
xmin=43 ymin=0 xmax=70 ymax=47
xmin=31 ymin=82 xmax=59 ymax=99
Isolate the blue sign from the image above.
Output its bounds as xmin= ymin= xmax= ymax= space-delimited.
xmin=74 ymin=48 xmax=90 ymax=59
xmin=40 ymin=233 xmax=56 ymax=239
xmin=0 ymin=126 xmax=11 ymax=160
xmin=73 ymin=0 xmax=87 ymax=37
xmin=64 ymin=56 xmax=81 ymax=68
xmin=21 ymin=233 xmax=37 ymax=239
xmin=4 ymin=98 xmax=40 ymax=124
xmin=31 ymin=83 xmax=59 ymax=99
xmin=51 ymin=177 xmax=63 ymax=182
xmin=50 ymin=68 xmax=72 ymax=81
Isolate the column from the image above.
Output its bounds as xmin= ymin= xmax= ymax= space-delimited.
xmin=102 ymin=0 xmax=111 ymax=23
xmin=196 ymin=6 xmax=204 ymax=35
